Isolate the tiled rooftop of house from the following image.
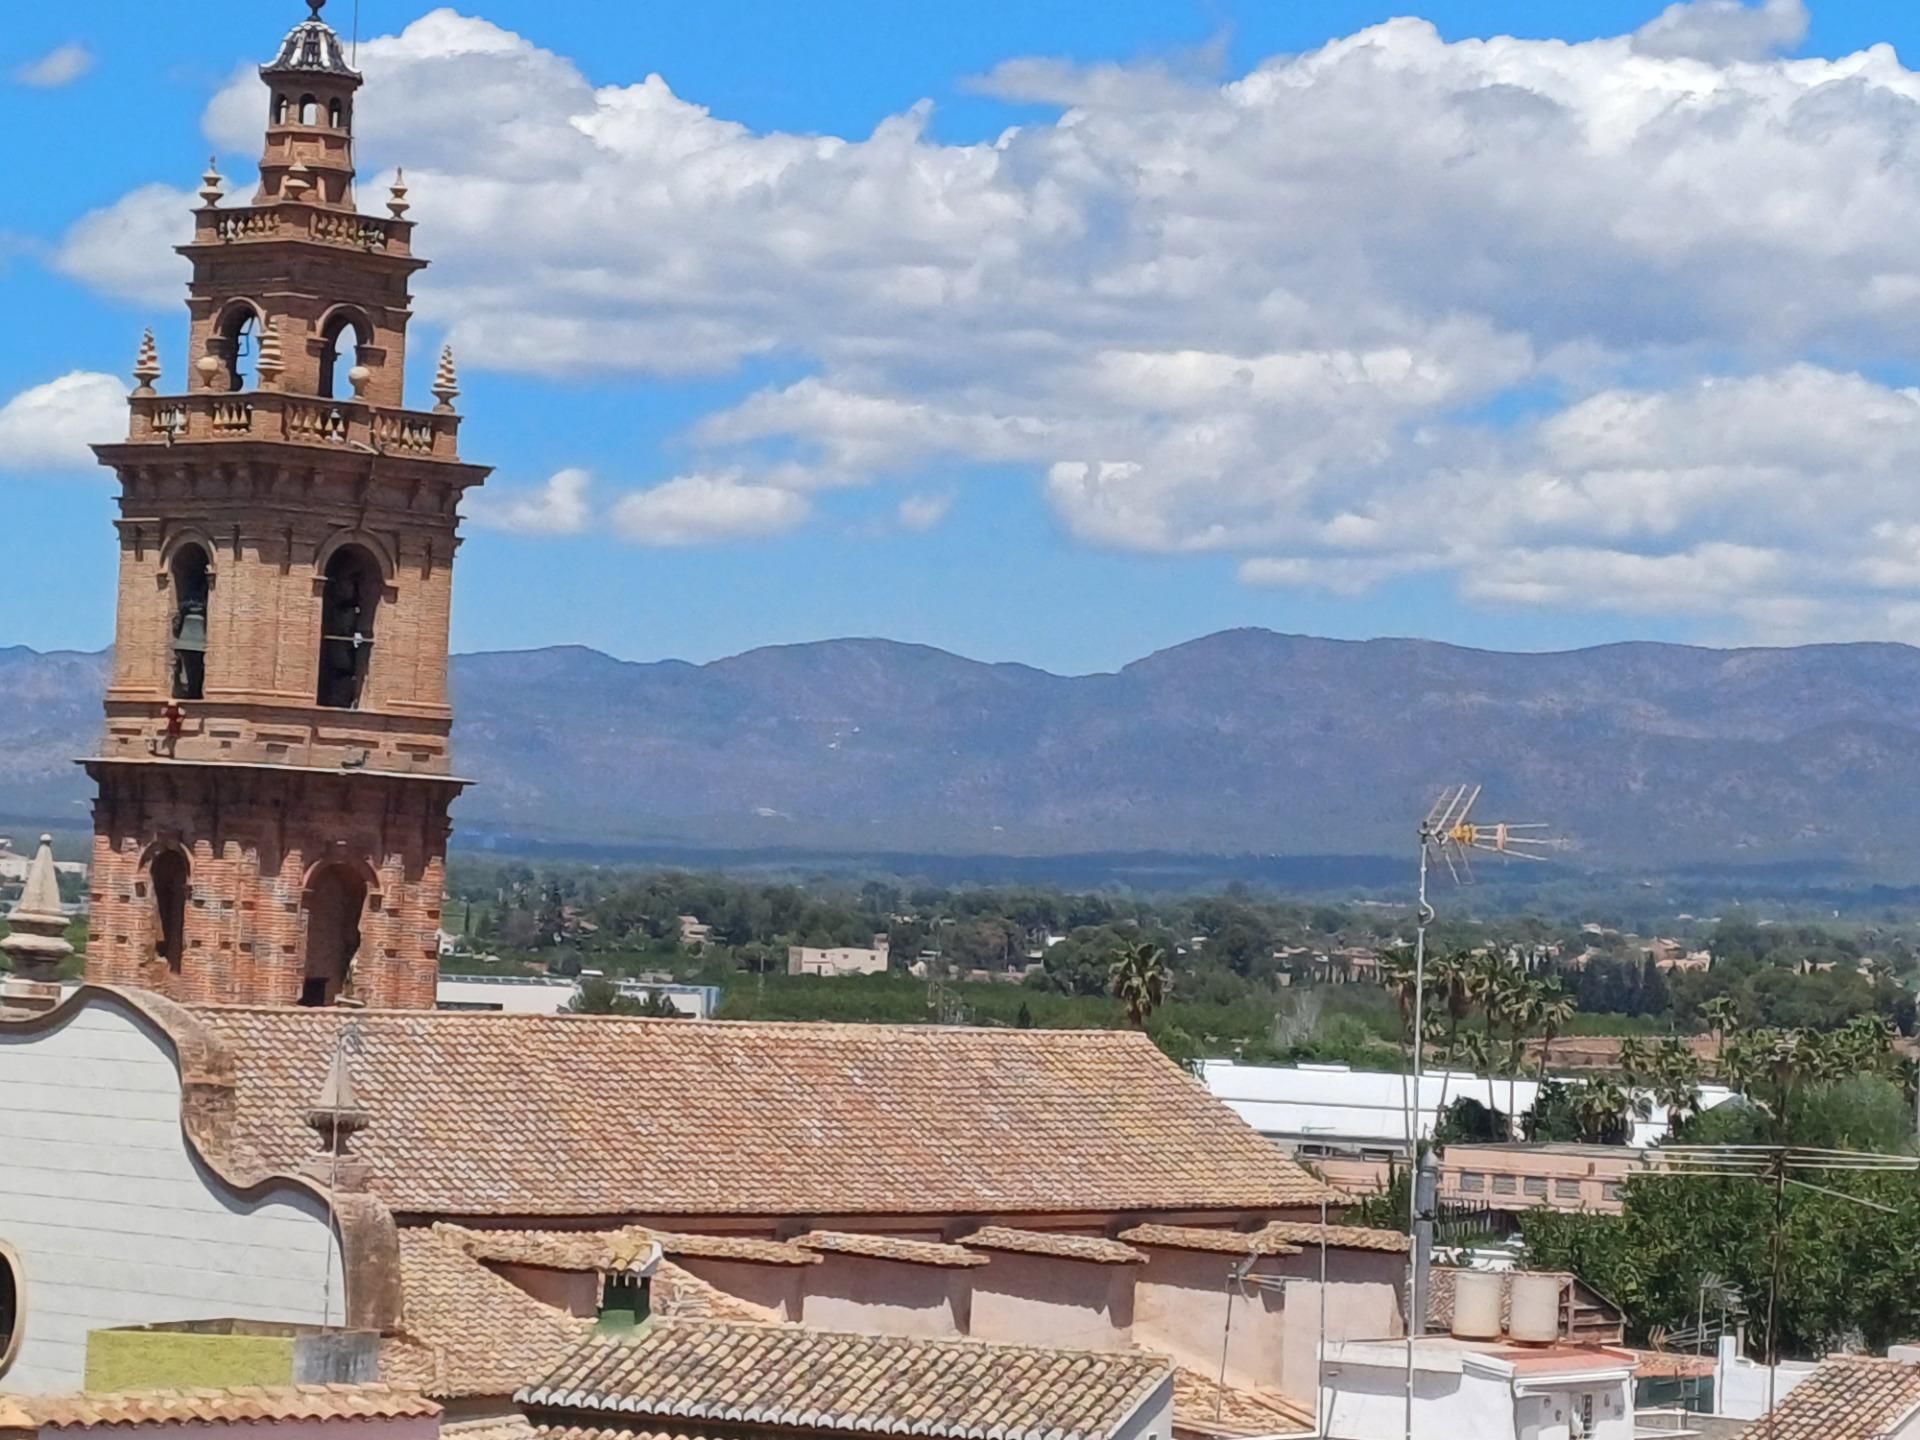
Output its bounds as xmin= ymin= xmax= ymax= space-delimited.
xmin=518 ymin=1323 xmax=1170 ymax=1440
xmin=1118 ymin=1224 xmax=1304 ymax=1256
xmin=5 ymin=1387 xmax=438 ymax=1429
xmin=194 ymin=1008 xmax=1336 ymax=1218
xmin=1744 ymin=1355 xmax=1920 ymax=1440
xmin=1628 ymin=1349 xmax=1715 ymax=1379
xmin=1255 ymin=1221 xmax=1409 ymax=1253
xmin=793 ymin=1230 xmax=988 ymax=1267
xmin=961 ymin=1226 xmax=1145 ymax=1264
xmin=1170 ymin=1370 xmax=1316 ymax=1439
xmin=384 ymin=1229 xmax=594 ymax=1399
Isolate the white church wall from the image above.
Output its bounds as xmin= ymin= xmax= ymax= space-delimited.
xmin=0 ymin=997 xmax=343 ymax=1393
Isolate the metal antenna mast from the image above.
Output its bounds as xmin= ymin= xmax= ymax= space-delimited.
xmin=1402 ymin=785 xmax=1557 ymax=1440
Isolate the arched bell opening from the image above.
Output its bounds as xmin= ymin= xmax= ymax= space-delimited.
xmin=215 ymin=302 xmax=262 ymax=393
xmin=301 ymin=862 xmax=368 ymax=1007
xmin=150 ymin=848 xmax=190 ymax=974
xmin=168 ymin=544 xmax=211 ymax=701
xmin=316 ymin=544 xmax=382 ymax=709
xmin=318 ymin=310 xmax=374 ymax=400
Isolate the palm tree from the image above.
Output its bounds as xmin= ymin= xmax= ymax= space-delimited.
xmin=1702 ymin=996 xmax=1740 ymax=1075
xmin=1649 ymin=1037 xmax=1701 ymax=1137
xmin=1108 ymin=941 xmax=1169 ymax=1028
xmin=1617 ymin=1035 xmax=1650 ymax=1087
xmin=1429 ymin=950 xmax=1477 ymax=1083
xmin=1503 ymin=974 xmax=1545 ymax=1123
xmin=1574 ymin=1079 xmax=1651 ymax=1145
xmin=1534 ymin=979 xmax=1576 ymax=1081
xmin=1453 ymin=1030 xmax=1505 ymax=1135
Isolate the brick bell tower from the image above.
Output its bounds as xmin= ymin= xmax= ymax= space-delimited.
xmin=84 ymin=1 xmax=488 ymax=1010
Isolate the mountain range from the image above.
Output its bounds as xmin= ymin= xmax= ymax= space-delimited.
xmin=8 ymin=630 xmax=1920 ymax=872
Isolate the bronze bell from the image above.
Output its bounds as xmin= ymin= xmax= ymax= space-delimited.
xmin=172 ymin=600 xmax=209 ymax=654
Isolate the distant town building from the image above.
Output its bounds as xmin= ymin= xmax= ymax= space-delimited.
xmin=0 ymin=842 xmax=85 ymax=887
xmin=787 ymin=936 xmax=890 ymax=977
xmin=434 ymin=973 xmax=721 ymax=1018
xmin=677 ymin=915 xmax=714 ymax=950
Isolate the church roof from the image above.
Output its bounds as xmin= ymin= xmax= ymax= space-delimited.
xmin=193 ymin=1008 xmax=1339 ymax=1220
xmin=263 ymin=6 xmax=359 ymax=79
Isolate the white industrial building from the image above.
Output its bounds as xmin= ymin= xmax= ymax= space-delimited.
xmin=1204 ymin=1060 xmax=1736 ymax=1156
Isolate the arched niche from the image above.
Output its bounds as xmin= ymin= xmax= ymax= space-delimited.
xmin=317 ymin=306 xmax=375 ymax=400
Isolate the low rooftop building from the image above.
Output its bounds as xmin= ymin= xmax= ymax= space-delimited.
xmin=517 ymin=1323 xmax=1173 ymax=1440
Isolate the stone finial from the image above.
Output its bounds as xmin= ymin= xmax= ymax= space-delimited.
xmin=387 ymin=169 xmax=410 ymax=221
xmin=347 ymin=364 xmax=372 ymax=399
xmin=284 ymin=162 xmax=313 ymax=202
xmin=255 ymin=317 xmax=285 ymax=389
xmin=301 ymin=1045 xmax=373 ymax=1190
xmin=195 ymin=354 xmax=223 ymax=390
xmin=1 ymin=836 xmax=73 ymax=1012
xmin=431 ymin=345 xmax=459 ymax=413
xmin=133 ymin=330 xmax=161 ymax=396
xmin=199 ymin=158 xmax=225 ymax=209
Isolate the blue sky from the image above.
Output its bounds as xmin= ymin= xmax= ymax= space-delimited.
xmin=6 ymin=0 xmax=1920 ymax=672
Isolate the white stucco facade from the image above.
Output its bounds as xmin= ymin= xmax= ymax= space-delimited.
xmin=0 ymin=998 xmax=343 ymax=1393
xmin=1322 ymin=1337 xmax=1635 ymax=1440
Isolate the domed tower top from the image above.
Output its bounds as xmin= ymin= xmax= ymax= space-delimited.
xmin=254 ymin=0 xmax=363 ymax=211
xmin=263 ymin=2 xmax=361 ymax=80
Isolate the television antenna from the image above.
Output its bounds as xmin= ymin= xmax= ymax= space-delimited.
xmin=1656 ymin=1145 xmax=1920 ymax=1438
xmin=1402 ymin=785 xmax=1558 ymax=1440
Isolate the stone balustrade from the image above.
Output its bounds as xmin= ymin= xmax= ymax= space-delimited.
xmin=196 ymin=204 xmax=410 ymax=256
xmin=127 ymin=391 xmax=459 ymax=460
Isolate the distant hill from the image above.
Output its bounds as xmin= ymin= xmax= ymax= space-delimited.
xmin=11 ymin=631 xmax=1920 ymax=870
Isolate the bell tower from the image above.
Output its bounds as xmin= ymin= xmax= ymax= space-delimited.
xmin=84 ymin=0 xmax=489 ymax=1010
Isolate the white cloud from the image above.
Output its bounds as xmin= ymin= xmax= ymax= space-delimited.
xmin=897 ymin=493 xmax=953 ymax=532
xmin=1633 ymin=0 xmax=1807 ymax=62
xmin=609 ymin=473 xmax=810 ymax=546
xmin=56 ymin=9 xmax=1920 ymax=628
xmin=464 ymin=467 xmax=592 ymax=535
xmin=14 ymin=43 xmax=93 ymax=89
xmin=55 ymin=185 xmax=193 ymax=304
xmin=0 ymin=372 xmax=125 ymax=470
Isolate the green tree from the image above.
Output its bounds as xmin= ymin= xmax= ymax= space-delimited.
xmin=1109 ymin=941 xmax=1170 ymax=1027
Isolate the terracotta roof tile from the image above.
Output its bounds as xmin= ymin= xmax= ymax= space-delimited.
xmin=440 ymin=1419 xmax=540 ymax=1440
xmin=1741 ymin=1356 xmax=1920 ymax=1440
xmin=793 ymin=1230 xmax=988 ymax=1268
xmin=962 ymin=1227 xmax=1145 ymax=1264
xmin=1628 ymin=1350 xmax=1715 ymax=1380
xmin=1256 ymin=1221 xmax=1409 ymax=1254
xmin=1119 ymin=1224 xmax=1304 ymax=1257
xmin=1171 ymin=1370 xmax=1317 ymax=1439
xmin=383 ymin=1228 xmax=593 ymax=1399
xmin=519 ymin=1322 xmax=1170 ymax=1440
xmin=16 ymin=1386 xmax=438 ymax=1428
xmin=433 ymin=1223 xmax=816 ymax=1274
xmin=194 ymin=1009 xmax=1334 ymax=1218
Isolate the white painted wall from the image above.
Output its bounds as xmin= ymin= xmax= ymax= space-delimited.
xmin=0 ymin=999 xmax=343 ymax=1393
xmin=1713 ymin=1335 xmax=1818 ymax=1421
xmin=1322 ymin=1345 xmax=1634 ymax=1440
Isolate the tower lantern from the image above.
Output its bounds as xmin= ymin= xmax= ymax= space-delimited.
xmin=84 ymin=2 xmax=489 ymax=1010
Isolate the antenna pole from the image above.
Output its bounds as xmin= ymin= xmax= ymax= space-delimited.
xmin=1404 ymin=822 xmax=1434 ymax=1440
